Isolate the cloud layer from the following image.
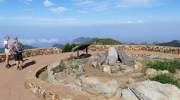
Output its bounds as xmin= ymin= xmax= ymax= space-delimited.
xmin=43 ymin=0 xmax=54 ymax=7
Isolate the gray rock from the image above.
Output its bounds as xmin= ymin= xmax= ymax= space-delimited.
xmin=107 ymin=47 xmax=119 ymax=65
xmin=122 ymin=80 xmax=180 ymax=100
xmin=47 ymin=62 xmax=64 ymax=83
xmin=145 ymin=68 xmax=158 ymax=78
xmin=117 ymin=48 xmax=133 ymax=65
xmin=102 ymin=65 xmax=111 ymax=74
xmin=81 ymin=76 xmax=120 ymax=98
xmin=122 ymin=89 xmax=139 ymax=100
xmin=100 ymin=47 xmax=134 ymax=66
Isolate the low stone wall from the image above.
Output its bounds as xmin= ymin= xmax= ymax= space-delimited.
xmin=25 ymin=61 xmax=89 ymax=100
xmin=0 ymin=48 xmax=62 ymax=63
xmin=1 ymin=45 xmax=179 ymax=63
xmin=89 ymin=45 xmax=180 ymax=55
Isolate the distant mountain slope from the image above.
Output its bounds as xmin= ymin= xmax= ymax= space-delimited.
xmin=88 ymin=38 xmax=121 ymax=45
xmin=0 ymin=48 xmax=3 ymax=53
xmin=157 ymin=40 xmax=180 ymax=47
xmin=73 ymin=37 xmax=121 ymax=45
xmin=73 ymin=37 xmax=93 ymax=44
xmin=52 ymin=43 xmax=64 ymax=48
xmin=23 ymin=44 xmax=36 ymax=49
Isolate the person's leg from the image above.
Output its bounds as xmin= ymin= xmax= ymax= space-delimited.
xmin=15 ymin=61 xmax=18 ymax=69
xmin=19 ymin=61 xmax=23 ymax=70
xmin=5 ymin=54 xmax=10 ymax=68
xmin=19 ymin=53 xmax=23 ymax=70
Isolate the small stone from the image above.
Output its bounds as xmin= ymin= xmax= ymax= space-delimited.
xmin=91 ymin=61 xmax=98 ymax=68
xmin=145 ymin=68 xmax=158 ymax=78
xmin=134 ymin=61 xmax=143 ymax=71
xmin=127 ymin=78 xmax=135 ymax=84
xmin=103 ymin=65 xmax=111 ymax=74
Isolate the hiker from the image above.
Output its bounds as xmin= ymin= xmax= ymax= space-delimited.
xmin=12 ymin=37 xmax=24 ymax=70
xmin=3 ymin=35 xmax=11 ymax=68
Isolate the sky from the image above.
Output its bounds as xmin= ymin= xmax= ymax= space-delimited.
xmin=0 ymin=0 xmax=180 ymax=46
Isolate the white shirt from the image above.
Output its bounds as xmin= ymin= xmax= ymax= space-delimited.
xmin=3 ymin=40 xmax=9 ymax=49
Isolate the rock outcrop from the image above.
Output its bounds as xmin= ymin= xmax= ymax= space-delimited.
xmin=122 ymin=80 xmax=180 ymax=100
xmin=80 ymin=76 xmax=121 ymax=98
xmin=47 ymin=62 xmax=65 ymax=84
xmin=100 ymin=47 xmax=134 ymax=66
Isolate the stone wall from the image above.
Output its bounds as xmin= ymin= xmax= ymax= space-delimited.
xmin=89 ymin=45 xmax=180 ymax=55
xmin=25 ymin=62 xmax=89 ymax=100
xmin=1 ymin=45 xmax=179 ymax=63
xmin=0 ymin=48 xmax=62 ymax=63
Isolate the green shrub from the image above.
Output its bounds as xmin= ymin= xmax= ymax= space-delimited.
xmin=62 ymin=43 xmax=77 ymax=52
xmin=150 ymin=74 xmax=175 ymax=84
xmin=150 ymin=74 xmax=179 ymax=88
xmin=147 ymin=60 xmax=180 ymax=73
xmin=177 ymin=79 xmax=180 ymax=88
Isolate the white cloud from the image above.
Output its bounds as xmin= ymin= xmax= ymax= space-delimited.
xmin=74 ymin=0 xmax=95 ymax=6
xmin=74 ymin=0 xmax=110 ymax=11
xmin=117 ymin=20 xmax=144 ymax=24
xmin=50 ymin=6 xmax=67 ymax=13
xmin=0 ymin=16 xmax=78 ymax=26
xmin=137 ymin=19 xmax=144 ymax=23
xmin=20 ymin=38 xmax=60 ymax=45
xmin=43 ymin=0 xmax=54 ymax=7
xmin=74 ymin=0 xmax=160 ymax=12
xmin=118 ymin=0 xmax=159 ymax=7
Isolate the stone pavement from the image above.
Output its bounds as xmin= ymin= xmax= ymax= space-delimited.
xmin=0 ymin=53 xmax=72 ymax=100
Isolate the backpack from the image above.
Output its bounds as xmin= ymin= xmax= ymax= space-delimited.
xmin=16 ymin=42 xmax=23 ymax=53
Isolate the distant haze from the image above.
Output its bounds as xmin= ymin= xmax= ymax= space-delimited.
xmin=1 ymin=22 xmax=180 ymax=46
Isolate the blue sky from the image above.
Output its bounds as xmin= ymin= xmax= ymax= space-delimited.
xmin=0 ymin=0 xmax=180 ymax=46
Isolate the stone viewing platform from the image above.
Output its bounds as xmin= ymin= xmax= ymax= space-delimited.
xmin=0 ymin=45 xmax=180 ymax=100
xmin=24 ymin=46 xmax=180 ymax=100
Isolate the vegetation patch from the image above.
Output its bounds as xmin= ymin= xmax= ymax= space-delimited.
xmin=150 ymin=74 xmax=180 ymax=88
xmin=147 ymin=60 xmax=180 ymax=73
xmin=157 ymin=40 xmax=180 ymax=47
xmin=88 ymin=38 xmax=121 ymax=45
xmin=62 ymin=43 xmax=77 ymax=52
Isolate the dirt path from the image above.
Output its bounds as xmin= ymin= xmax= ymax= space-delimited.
xmin=0 ymin=53 xmax=72 ymax=100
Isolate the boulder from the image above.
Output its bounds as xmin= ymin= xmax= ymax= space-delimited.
xmin=117 ymin=49 xmax=133 ymax=65
xmin=122 ymin=89 xmax=139 ymax=100
xmin=107 ymin=47 xmax=119 ymax=65
xmin=134 ymin=61 xmax=143 ymax=71
xmin=100 ymin=47 xmax=134 ymax=66
xmin=122 ymin=80 xmax=180 ymax=100
xmin=80 ymin=76 xmax=120 ymax=98
xmin=102 ymin=65 xmax=111 ymax=74
xmin=47 ymin=62 xmax=65 ymax=84
xmin=145 ymin=68 xmax=158 ymax=78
